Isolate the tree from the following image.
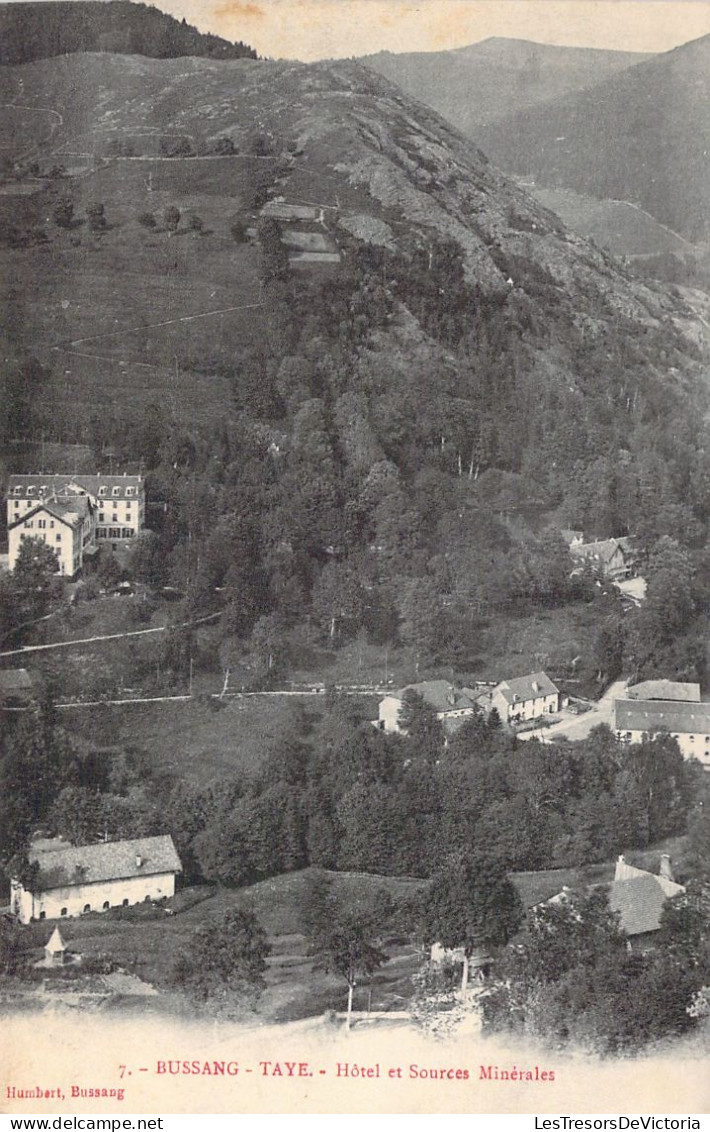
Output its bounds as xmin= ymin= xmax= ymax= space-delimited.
xmin=53 ymin=197 xmax=74 ymax=228
xmin=163 ymin=205 xmax=181 ymax=233
xmin=10 ymin=536 xmax=59 ymax=620
xmin=213 ymin=136 xmax=237 ymax=155
xmin=423 ymin=853 xmax=523 ymax=993
xmin=86 ymin=201 xmax=107 ymax=231
xmin=0 ymin=916 xmax=22 ymax=975
xmin=171 ymin=907 xmax=270 ymax=1011
xmin=301 ymin=872 xmax=388 ymax=1028
xmin=249 ymin=131 xmax=274 ymax=156
xmin=310 ymin=560 xmax=364 ymax=642
xmin=398 ymin=690 xmax=444 ymax=763
xmin=230 ymin=218 xmax=248 ymax=243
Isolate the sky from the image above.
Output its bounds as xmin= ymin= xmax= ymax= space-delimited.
xmin=151 ymin=0 xmax=710 ymax=60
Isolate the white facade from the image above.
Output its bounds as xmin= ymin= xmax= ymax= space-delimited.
xmin=10 ymin=835 xmax=182 ymax=925
xmin=7 ymin=474 xmax=145 ymax=549
xmin=8 ymin=504 xmax=87 ymax=577
xmin=10 ymin=871 xmax=177 ymax=925
xmin=492 ymin=689 xmax=559 ymax=724
xmin=614 ymin=697 xmax=710 ymax=769
xmin=616 ymin=728 xmax=710 ymax=769
xmin=377 ymin=690 xmax=477 ymax=734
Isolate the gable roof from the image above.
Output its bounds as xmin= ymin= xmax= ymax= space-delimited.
xmin=493 ymin=671 xmax=558 ymax=705
xmin=26 ymin=836 xmax=182 ymax=891
xmin=570 ymin=538 xmax=625 ymax=564
xmin=614 ymin=698 xmax=710 ymax=735
xmin=609 ymin=874 xmax=684 ymax=936
xmin=7 ymin=496 xmax=90 ymax=532
xmin=0 ymin=668 xmax=34 ymax=695
xmin=543 ymin=857 xmax=684 ymax=938
xmin=393 ymin=680 xmax=477 ymax=714
xmin=626 ymin=680 xmax=700 ymax=703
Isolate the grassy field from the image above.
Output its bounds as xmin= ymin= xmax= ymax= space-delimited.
xmin=12 ymin=837 xmax=688 ymax=1023
xmin=60 ymin=694 xmax=319 ymax=784
xmin=18 ymin=868 xmax=427 ymax=1023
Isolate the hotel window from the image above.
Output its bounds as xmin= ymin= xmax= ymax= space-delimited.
xmin=56 ymin=533 xmax=61 ymax=542
xmin=38 ymin=519 xmax=46 ymax=529
xmin=112 ymin=513 xmax=118 ymax=523
xmin=60 ymin=908 xmax=67 ymax=917
xmin=26 ymin=486 xmax=35 ymax=496
xmin=103 ymin=901 xmax=110 ymax=910
xmin=98 ymin=486 xmax=107 ymax=496
xmin=112 ymin=487 xmax=121 ymax=496
xmin=49 ymin=520 xmax=54 ymax=528
xmin=99 ymin=512 xmax=105 ymax=522
xmin=83 ymin=904 xmax=91 ymax=914
xmin=39 ymin=911 xmax=46 ymax=920
xmin=25 ymin=520 xmax=33 ymax=529
xmin=13 ymin=500 xmax=19 ymax=510
xmin=126 ymin=487 xmax=135 ymax=497
xmin=12 ymin=486 xmax=22 ymax=495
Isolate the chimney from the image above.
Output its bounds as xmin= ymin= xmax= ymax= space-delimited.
xmin=532 ymin=681 xmax=539 ymax=693
xmin=659 ymin=854 xmax=674 ymax=882
xmin=135 ymin=854 xmax=143 ymax=868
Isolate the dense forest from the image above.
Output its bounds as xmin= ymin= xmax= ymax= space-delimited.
xmin=1 ymin=684 xmax=705 ymax=887
xmin=0 ymin=2 xmax=257 ymax=65
xmin=3 ymin=215 xmax=710 ymax=686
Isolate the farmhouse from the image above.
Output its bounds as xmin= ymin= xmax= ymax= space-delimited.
xmin=613 ymin=698 xmax=710 ymax=768
xmin=609 ymin=855 xmax=685 ymax=950
xmin=0 ymin=668 xmax=36 ymax=709
xmin=544 ymin=855 xmax=684 ymax=952
xmin=569 ymin=537 xmax=630 ymax=580
xmin=7 ymin=474 xmax=145 ymax=550
xmin=490 ymin=671 xmax=560 ymax=727
xmin=10 ymin=835 xmax=182 ymax=924
xmin=377 ymin=680 xmax=478 ymax=734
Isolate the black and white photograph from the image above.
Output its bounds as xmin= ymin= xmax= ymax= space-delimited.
xmin=0 ymin=0 xmax=709 ymax=1115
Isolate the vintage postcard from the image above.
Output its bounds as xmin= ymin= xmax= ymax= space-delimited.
xmin=1 ymin=0 xmax=710 ymax=1116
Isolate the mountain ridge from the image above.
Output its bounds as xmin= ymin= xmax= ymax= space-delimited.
xmin=360 ymin=37 xmax=649 ymax=133
xmin=475 ymin=32 xmax=710 ymax=242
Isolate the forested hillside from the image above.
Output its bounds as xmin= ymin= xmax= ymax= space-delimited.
xmin=1 ymin=53 xmax=708 ymax=691
xmin=0 ymin=1 xmax=257 ymax=65
xmin=475 ymin=33 xmax=710 ymax=243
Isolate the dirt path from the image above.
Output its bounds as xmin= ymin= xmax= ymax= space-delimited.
xmin=517 ymin=679 xmax=628 ymax=743
xmin=0 ymin=611 xmax=220 ymax=659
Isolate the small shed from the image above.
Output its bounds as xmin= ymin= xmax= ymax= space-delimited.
xmin=45 ymin=927 xmax=67 ymax=966
xmin=0 ymin=668 xmax=35 ymax=709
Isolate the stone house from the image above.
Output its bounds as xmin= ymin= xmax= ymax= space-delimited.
xmin=10 ymin=835 xmax=182 ymax=924
xmin=377 ymin=680 xmax=478 ymax=734
xmin=490 ymin=671 xmax=560 ymax=727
